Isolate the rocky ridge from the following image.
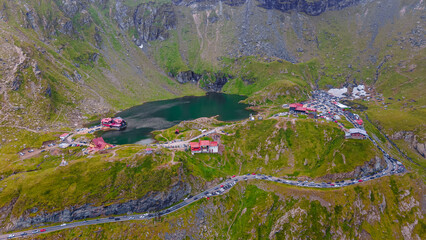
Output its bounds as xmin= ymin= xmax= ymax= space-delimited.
xmin=391 ymin=131 xmax=426 ymax=158
xmin=174 ymin=71 xmax=232 ymax=92
xmin=317 ymin=156 xmax=387 ymax=181
xmin=2 ymin=180 xmax=191 ymax=232
xmin=175 ymin=0 xmax=361 ymax=16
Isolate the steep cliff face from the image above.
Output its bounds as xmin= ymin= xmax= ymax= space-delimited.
xmin=317 ymin=156 xmax=386 ymax=181
xmin=4 ymin=180 xmax=191 ymax=232
xmin=113 ymin=0 xmax=177 ymax=45
xmin=174 ymin=71 xmax=231 ymax=92
xmin=256 ymin=0 xmax=361 ymax=16
xmin=175 ymin=0 xmax=361 ymax=15
xmin=391 ymin=131 xmax=426 ymax=158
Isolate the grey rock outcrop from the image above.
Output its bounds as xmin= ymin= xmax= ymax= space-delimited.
xmin=59 ymin=0 xmax=88 ymax=18
xmin=317 ymin=156 xmax=386 ymax=181
xmin=391 ymin=131 xmax=425 ymax=158
xmin=44 ymin=84 xmax=52 ymax=97
xmin=258 ymin=0 xmax=362 ymax=16
xmin=176 ymin=0 xmax=361 ymax=16
xmin=6 ymin=180 xmax=191 ymax=232
xmin=134 ymin=3 xmax=176 ymax=42
xmin=203 ymin=72 xmax=231 ymax=92
xmin=58 ymin=20 xmax=75 ymax=35
xmin=113 ymin=0 xmax=177 ymax=44
xmin=24 ymin=10 xmax=39 ymax=30
xmin=174 ymin=70 xmax=231 ymax=92
xmin=11 ymin=76 xmax=22 ymax=91
xmin=175 ymin=70 xmax=202 ymax=84
xmin=94 ymin=27 xmax=103 ymax=48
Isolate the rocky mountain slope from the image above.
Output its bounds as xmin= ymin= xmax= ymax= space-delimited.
xmin=0 ymin=0 xmax=423 ymax=120
xmin=33 ymin=176 xmax=425 ymax=239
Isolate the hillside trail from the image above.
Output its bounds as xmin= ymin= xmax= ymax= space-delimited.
xmin=226 ymin=190 xmax=244 ymax=240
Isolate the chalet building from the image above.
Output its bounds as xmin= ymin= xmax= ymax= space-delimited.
xmin=295 ymin=106 xmax=307 ymax=113
xmin=60 ymin=133 xmax=70 ymax=141
xmin=88 ymin=137 xmax=113 ymax=152
xmin=345 ymin=128 xmax=368 ymax=139
xmin=289 ymin=103 xmax=303 ymax=111
xmin=190 ymin=140 xmax=218 ymax=154
xmin=101 ymin=117 xmax=127 ymax=130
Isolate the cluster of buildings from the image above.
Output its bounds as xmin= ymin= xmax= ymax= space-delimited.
xmin=101 ymin=117 xmax=127 ymax=130
xmin=285 ymin=90 xmax=369 ymax=140
xmin=345 ymin=128 xmax=368 ymax=139
xmin=289 ymin=103 xmax=317 ymax=113
xmin=288 ymin=103 xmax=318 ymax=119
xmin=190 ymin=140 xmax=218 ymax=154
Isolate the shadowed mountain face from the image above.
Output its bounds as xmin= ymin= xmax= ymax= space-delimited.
xmin=0 ymin=0 xmax=423 ymax=130
xmin=175 ymin=0 xmax=361 ymax=15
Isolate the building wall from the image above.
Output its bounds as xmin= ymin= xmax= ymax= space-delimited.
xmin=210 ymin=146 xmax=218 ymax=153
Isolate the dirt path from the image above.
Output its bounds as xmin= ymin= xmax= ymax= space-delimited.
xmin=226 ymin=191 xmax=244 ymax=239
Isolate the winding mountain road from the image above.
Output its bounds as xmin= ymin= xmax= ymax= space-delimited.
xmin=0 ymin=159 xmax=405 ymax=239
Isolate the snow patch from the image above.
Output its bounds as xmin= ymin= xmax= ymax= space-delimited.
xmin=352 ymin=85 xmax=369 ymax=99
xmin=328 ymin=87 xmax=347 ymax=98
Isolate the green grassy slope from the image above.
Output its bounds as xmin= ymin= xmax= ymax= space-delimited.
xmin=173 ymin=119 xmax=382 ymax=180
xmin=0 ymin=145 xmax=179 ymax=218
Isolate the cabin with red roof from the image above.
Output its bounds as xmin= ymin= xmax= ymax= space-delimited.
xmin=88 ymin=137 xmax=113 ymax=152
xmin=190 ymin=142 xmax=201 ymax=153
xmin=59 ymin=133 xmax=70 ymax=141
xmin=289 ymin=103 xmax=304 ymax=111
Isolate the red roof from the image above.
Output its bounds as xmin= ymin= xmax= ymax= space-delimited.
xmin=290 ymin=103 xmax=303 ymax=108
xmin=295 ymin=107 xmax=307 ymax=111
xmin=60 ymin=133 xmax=69 ymax=138
xmin=101 ymin=118 xmax=111 ymax=123
xmin=92 ymin=137 xmax=107 ymax=150
xmin=210 ymin=141 xmax=218 ymax=147
xmin=200 ymin=140 xmax=210 ymax=146
xmin=306 ymin=108 xmax=317 ymax=112
xmin=190 ymin=142 xmax=200 ymax=148
xmin=356 ymin=119 xmax=363 ymax=125
xmin=102 ymin=117 xmax=123 ymax=124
